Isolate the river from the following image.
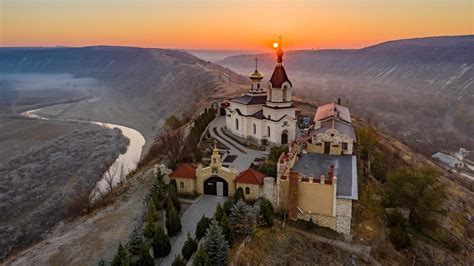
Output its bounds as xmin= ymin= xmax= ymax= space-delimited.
xmin=21 ymin=107 xmax=146 ymax=198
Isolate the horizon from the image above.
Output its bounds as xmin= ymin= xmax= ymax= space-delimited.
xmin=2 ymin=0 xmax=472 ymax=50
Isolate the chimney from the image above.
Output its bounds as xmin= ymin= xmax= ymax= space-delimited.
xmin=328 ymin=164 xmax=334 ymax=180
xmin=337 ymin=98 xmax=341 ymax=105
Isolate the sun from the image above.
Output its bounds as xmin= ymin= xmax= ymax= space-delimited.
xmin=273 ymin=42 xmax=279 ymax=48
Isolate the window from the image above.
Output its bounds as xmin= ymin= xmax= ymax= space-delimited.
xmin=180 ymin=182 xmax=184 ymax=189
xmin=235 ymin=118 xmax=239 ymax=130
xmin=253 ymin=123 xmax=256 ymax=134
xmin=245 ymin=187 xmax=250 ymax=194
xmin=257 ymin=83 xmax=260 ymax=89
xmin=267 ymin=126 xmax=271 ymax=137
xmin=342 ymin=142 xmax=348 ymax=150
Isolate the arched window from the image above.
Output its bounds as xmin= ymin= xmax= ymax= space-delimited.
xmin=253 ymin=123 xmax=256 ymax=134
xmin=283 ymin=86 xmax=287 ymax=101
xmin=245 ymin=187 xmax=250 ymax=194
xmin=267 ymin=126 xmax=271 ymax=137
xmin=235 ymin=118 xmax=239 ymax=130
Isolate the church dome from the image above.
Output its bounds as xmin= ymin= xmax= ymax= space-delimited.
xmin=249 ymin=68 xmax=264 ymax=81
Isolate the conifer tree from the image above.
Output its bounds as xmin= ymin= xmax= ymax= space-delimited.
xmin=136 ymin=242 xmax=154 ymax=266
xmin=195 ymin=215 xmax=211 ymax=240
xmin=204 ymin=221 xmax=228 ymax=266
xmin=126 ymin=227 xmax=143 ymax=255
xmin=214 ymin=203 xmax=224 ymax=223
xmin=166 ymin=204 xmax=182 ymax=237
xmin=112 ymin=243 xmax=130 ymax=266
xmin=143 ymin=204 xmax=156 ymax=238
xmin=233 ymin=187 xmax=245 ymax=203
xmin=193 ymin=244 xmax=210 ymax=266
xmin=259 ymin=198 xmax=274 ymax=227
xmin=152 ymin=225 xmax=171 ymax=258
xmin=169 ymin=178 xmax=178 ymax=194
xmin=219 ymin=212 xmax=233 ymax=244
xmin=172 ymin=255 xmax=186 ymax=266
xmin=222 ymin=198 xmax=233 ymax=215
xmin=167 ymin=184 xmax=181 ymax=213
xmin=230 ymin=200 xmax=256 ymax=238
xmin=182 ymin=232 xmax=198 ymax=260
xmin=150 ymin=169 xmax=165 ymax=206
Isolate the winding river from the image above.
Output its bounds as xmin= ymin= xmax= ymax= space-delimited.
xmin=21 ymin=107 xmax=146 ymax=199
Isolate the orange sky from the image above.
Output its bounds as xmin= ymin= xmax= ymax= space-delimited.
xmin=1 ymin=0 xmax=473 ymax=50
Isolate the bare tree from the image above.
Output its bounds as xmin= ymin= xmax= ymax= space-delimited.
xmin=156 ymin=127 xmax=188 ymax=167
xmin=103 ymin=161 xmax=120 ymax=196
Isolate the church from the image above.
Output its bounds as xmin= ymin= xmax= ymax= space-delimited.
xmin=224 ymin=42 xmax=297 ymax=146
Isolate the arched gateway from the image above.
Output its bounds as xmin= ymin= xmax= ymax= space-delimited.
xmin=203 ymin=175 xmax=228 ymax=196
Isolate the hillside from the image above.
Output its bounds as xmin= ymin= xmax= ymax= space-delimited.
xmin=218 ymin=35 xmax=474 ymax=155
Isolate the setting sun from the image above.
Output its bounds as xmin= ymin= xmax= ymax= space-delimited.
xmin=273 ymin=42 xmax=279 ymax=49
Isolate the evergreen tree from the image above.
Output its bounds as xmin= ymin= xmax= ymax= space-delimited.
xmin=126 ymin=227 xmax=143 ymax=255
xmin=230 ymin=200 xmax=256 ymax=238
xmin=143 ymin=205 xmax=156 ymax=239
xmin=152 ymin=226 xmax=171 ymax=258
xmin=222 ymin=198 xmax=233 ymax=215
xmin=182 ymin=232 xmax=198 ymax=260
xmin=204 ymin=221 xmax=228 ymax=266
xmin=167 ymin=185 xmax=181 ymax=213
xmin=166 ymin=204 xmax=182 ymax=237
xmin=233 ymin=187 xmax=245 ymax=203
xmin=136 ymin=242 xmax=154 ymax=266
xmin=172 ymin=255 xmax=186 ymax=266
xmin=259 ymin=198 xmax=274 ymax=227
xmin=214 ymin=203 xmax=224 ymax=223
xmin=195 ymin=215 xmax=211 ymax=240
xmin=150 ymin=169 xmax=165 ymax=206
xmin=193 ymin=244 xmax=210 ymax=266
xmin=219 ymin=212 xmax=233 ymax=244
xmin=169 ymin=178 xmax=178 ymax=194
xmin=112 ymin=243 xmax=130 ymax=266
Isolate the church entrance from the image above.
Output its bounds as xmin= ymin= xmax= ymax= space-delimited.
xmin=204 ymin=176 xmax=228 ymax=196
xmin=281 ymin=131 xmax=288 ymax=145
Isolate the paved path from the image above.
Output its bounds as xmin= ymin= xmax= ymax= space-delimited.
xmin=208 ymin=116 xmax=266 ymax=172
xmin=160 ymin=195 xmax=227 ymax=265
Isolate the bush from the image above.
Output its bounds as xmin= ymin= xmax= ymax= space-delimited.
xmin=126 ymin=227 xmax=143 ymax=255
xmin=166 ymin=205 xmax=182 ymax=237
xmin=196 ymin=215 xmax=211 ymax=240
xmin=204 ymin=221 xmax=229 ymax=266
xmin=388 ymin=224 xmax=412 ymax=250
xmin=259 ymin=198 xmax=274 ymax=227
xmin=214 ymin=203 xmax=224 ymax=223
xmin=258 ymin=161 xmax=277 ymax=178
xmin=165 ymin=115 xmax=183 ymax=130
xmin=386 ymin=210 xmax=408 ymax=229
xmin=172 ymin=255 xmax=186 ymax=266
xmin=268 ymin=146 xmax=289 ymax=162
xmin=182 ymin=232 xmax=198 ymax=260
xmin=112 ymin=243 xmax=130 ymax=266
xmin=193 ymin=244 xmax=210 ymax=266
xmin=305 ymin=217 xmax=316 ymax=230
xmin=152 ymin=226 xmax=171 ymax=258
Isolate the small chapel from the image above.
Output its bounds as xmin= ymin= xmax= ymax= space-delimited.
xmin=224 ymin=41 xmax=297 ymax=146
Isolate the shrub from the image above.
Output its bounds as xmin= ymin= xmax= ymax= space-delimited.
xmin=112 ymin=243 xmax=130 ymax=266
xmin=182 ymin=232 xmax=198 ymax=260
xmin=258 ymin=161 xmax=277 ymax=178
xmin=305 ymin=217 xmax=316 ymax=230
xmin=388 ymin=224 xmax=412 ymax=250
xmin=166 ymin=205 xmax=182 ymax=237
xmin=152 ymin=226 xmax=171 ymax=258
xmin=193 ymin=244 xmax=210 ymax=266
xmin=126 ymin=227 xmax=143 ymax=255
xmin=386 ymin=210 xmax=408 ymax=229
xmin=259 ymin=198 xmax=274 ymax=227
xmin=233 ymin=187 xmax=245 ymax=203
xmin=195 ymin=215 xmax=211 ymax=240
xmin=268 ymin=146 xmax=288 ymax=162
xmin=165 ymin=115 xmax=183 ymax=130
xmin=204 ymin=221 xmax=229 ymax=266
xmin=172 ymin=255 xmax=186 ymax=266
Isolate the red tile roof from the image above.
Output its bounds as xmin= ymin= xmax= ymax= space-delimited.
xmin=235 ymin=168 xmax=266 ymax=185
xmin=170 ymin=163 xmax=196 ymax=179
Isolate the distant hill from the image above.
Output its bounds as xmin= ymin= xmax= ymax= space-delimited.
xmin=219 ymin=35 xmax=474 ymax=101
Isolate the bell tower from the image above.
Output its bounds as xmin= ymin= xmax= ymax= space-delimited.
xmin=267 ymin=37 xmax=293 ymax=108
xmin=248 ymin=57 xmax=265 ymax=94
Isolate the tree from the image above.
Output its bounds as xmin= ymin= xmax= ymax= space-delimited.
xmin=384 ymin=167 xmax=446 ymax=228
xmin=150 ymin=169 xmax=166 ymax=206
xmin=195 ymin=215 xmax=211 ymax=240
xmin=172 ymin=255 xmax=186 ymax=266
xmin=147 ymin=200 xmax=158 ymax=222
xmin=143 ymin=204 xmax=156 ymax=238
xmin=166 ymin=204 xmax=182 ymax=237
xmin=268 ymin=146 xmax=288 ymax=162
xmin=214 ymin=203 xmax=224 ymax=223
xmin=259 ymin=198 xmax=274 ymax=227
xmin=112 ymin=243 xmax=130 ymax=266
xmin=204 ymin=221 xmax=229 ymax=266
xmin=167 ymin=183 xmax=181 ymax=213
xmin=136 ymin=242 xmax=154 ymax=266
xmin=169 ymin=178 xmax=178 ymax=194
xmin=156 ymin=128 xmax=188 ymax=169
xmin=233 ymin=187 xmax=245 ymax=203
xmin=222 ymin=198 xmax=233 ymax=215
xmin=230 ymin=200 xmax=256 ymax=238
xmin=219 ymin=212 xmax=233 ymax=244
xmin=152 ymin=226 xmax=171 ymax=258
xmin=182 ymin=232 xmax=198 ymax=260
xmin=126 ymin=227 xmax=143 ymax=255
xmin=356 ymin=127 xmax=377 ymax=160
xmin=193 ymin=244 xmax=210 ymax=266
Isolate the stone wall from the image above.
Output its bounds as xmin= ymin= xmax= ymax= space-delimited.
xmin=335 ymin=198 xmax=353 ymax=235
xmin=262 ymin=177 xmax=277 ymax=207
